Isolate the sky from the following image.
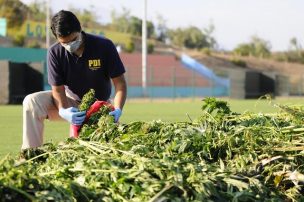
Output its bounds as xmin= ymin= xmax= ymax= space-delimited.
xmin=21 ymin=0 xmax=304 ymax=51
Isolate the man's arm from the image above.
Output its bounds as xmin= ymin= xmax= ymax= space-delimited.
xmin=52 ymin=85 xmax=86 ymax=125
xmin=51 ymin=85 xmax=68 ymax=109
xmin=111 ymin=74 xmax=127 ymax=110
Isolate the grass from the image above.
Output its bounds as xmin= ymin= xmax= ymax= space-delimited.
xmin=1 ymin=97 xmax=304 ymax=157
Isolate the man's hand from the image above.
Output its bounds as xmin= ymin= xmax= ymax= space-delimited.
xmin=59 ymin=107 xmax=86 ymax=125
xmin=109 ymin=108 xmax=122 ymax=123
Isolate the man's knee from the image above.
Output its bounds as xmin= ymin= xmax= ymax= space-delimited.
xmin=23 ymin=92 xmax=45 ymax=114
xmin=23 ymin=93 xmax=36 ymax=110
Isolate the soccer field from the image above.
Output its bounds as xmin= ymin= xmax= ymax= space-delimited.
xmin=0 ymin=97 xmax=303 ymax=157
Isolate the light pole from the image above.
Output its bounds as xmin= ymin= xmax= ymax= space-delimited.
xmin=142 ymin=0 xmax=147 ymax=96
xmin=46 ymin=0 xmax=50 ymax=48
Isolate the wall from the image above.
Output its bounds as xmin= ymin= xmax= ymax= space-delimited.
xmin=0 ymin=60 xmax=44 ymax=104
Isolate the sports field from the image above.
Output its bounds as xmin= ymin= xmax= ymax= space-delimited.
xmin=0 ymin=97 xmax=303 ymax=158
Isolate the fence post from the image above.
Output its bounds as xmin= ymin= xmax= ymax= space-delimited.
xmin=150 ymin=65 xmax=153 ymax=102
xmin=192 ymin=69 xmax=195 ymax=100
xmin=300 ymin=74 xmax=304 ymax=96
xmin=172 ymin=66 xmax=176 ymax=100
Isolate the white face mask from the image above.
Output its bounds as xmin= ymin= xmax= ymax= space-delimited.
xmin=62 ymin=34 xmax=82 ymax=53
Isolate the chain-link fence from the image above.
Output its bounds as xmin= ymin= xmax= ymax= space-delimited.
xmin=1 ymin=47 xmax=303 ymax=101
xmin=124 ymin=65 xmax=229 ymax=98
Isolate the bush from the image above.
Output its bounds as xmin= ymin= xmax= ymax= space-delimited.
xmin=27 ymin=41 xmax=41 ymax=49
xmin=272 ymin=53 xmax=288 ymax=62
xmin=234 ymin=36 xmax=271 ymax=58
xmin=230 ymin=58 xmax=247 ymax=67
xmin=124 ymin=41 xmax=135 ymax=53
xmin=201 ymin=47 xmax=211 ymax=55
xmin=12 ymin=34 xmax=25 ymax=47
xmin=147 ymin=43 xmax=154 ymax=54
xmin=233 ymin=44 xmax=252 ymax=56
xmin=273 ymin=51 xmax=304 ymax=64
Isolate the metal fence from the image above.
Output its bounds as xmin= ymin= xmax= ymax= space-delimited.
xmin=124 ymin=65 xmax=229 ymax=98
xmin=1 ymin=47 xmax=304 ymax=100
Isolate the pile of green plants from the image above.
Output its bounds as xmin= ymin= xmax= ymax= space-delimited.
xmin=0 ymin=93 xmax=304 ymax=201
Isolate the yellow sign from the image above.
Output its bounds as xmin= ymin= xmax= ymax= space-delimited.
xmin=21 ymin=21 xmax=47 ymax=38
xmin=20 ymin=21 xmax=104 ymax=38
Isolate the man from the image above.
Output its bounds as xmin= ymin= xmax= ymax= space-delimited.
xmin=21 ymin=10 xmax=127 ymax=149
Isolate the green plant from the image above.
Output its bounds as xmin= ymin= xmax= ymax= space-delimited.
xmin=124 ymin=41 xmax=135 ymax=53
xmin=12 ymin=34 xmax=25 ymax=47
xmin=147 ymin=42 xmax=154 ymax=54
xmin=78 ymin=89 xmax=96 ymax=111
xmin=27 ymin=41 xmax=41 ymax=48
xmin=1 ymin=97 xmax=304 ymax=201
xmin=201 ymin=47 xmax=211 ymax=55
xmin=233 ymin=43 xmax=252 ymax=56
xmin=230 ymin=58 xmax=247 ymax=67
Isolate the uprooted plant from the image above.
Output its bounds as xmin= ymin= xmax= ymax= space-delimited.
xmin=1 ymin=92 xmax=304 ymax=201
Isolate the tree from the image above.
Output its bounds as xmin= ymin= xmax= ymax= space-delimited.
xmin=233 ymin=43 xmax=253 ymax=56
xmin=155 ymin=14 xmax=168 ymax=42
xmin=12 ymin=34 xmax=25 ymax=46
xmin=110 ymin=9 xmax=155 ymax=38
xmin=110 ymin=7 xmax=131 ymax=33
xmin=0 ymin=0 xmax=28 ymax=28
xmin=251 ymin=36 xmax=271 ymax=57
xmin=26 ymin=0 xmax=46 ymax=22
xmin=289 ymin=37 xmax=302 ymax=57
xmin=129 ymin=16 xmax=141 ymax=36
xmin=285 ymin=37 xmax=304 ymax=63
xmin=184 ymin=26 xmax=208 ymax=49
xmin=168 ymin=28 xmax=185 ymax=47
xmin=203 ymin=23 xmax=217 ymax=49
xmin=289 ymin=37 xmax=301 ymax=51
xmin=69 ymin=6 xmax=100 ymax=28
xmin=168 ymin=26 xmax=212 ymax=49
xmin=233 ymin=35 xmax=271 ymax=58
xmin=147 ymin=21 xmax=155 ymax=39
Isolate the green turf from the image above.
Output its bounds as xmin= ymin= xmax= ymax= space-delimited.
xmin=1 ymin=97 xmax=304 ymax=157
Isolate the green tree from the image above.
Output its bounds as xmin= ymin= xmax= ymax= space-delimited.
xmin=110 ymin=9 xmax=155 ymax=39
xmin=0 ymin=0 xmax=28 ymax=28
xmin=168 ymin=28 xmax=185 ymax=47
xmin=289 ymin=37 xmax=302 ymax=58
xmin=26 ymin=0 xmax=46 ymax=22
xmin=69 ymin=6 xmax=100 ymax=28
xmin=129 ymin=16 xmax=141 ymax=36
xmin=289 ymin=37 xmax=301 ymax=51
xmin=234 ymin=43 xmax=253 ymax=56
xmin=12 ymin=34 xmax=25 ymax=46
xmin=147 ymin=21 xmax=155 ymax=39
xmin=148 ymin=42 xmax=154 ymax=54
xmin=155 ymin=14 xmax=168 ymax=42
xmin=251 ymin=36 xmax=271 ymax=57
xmin=110 ymin=7 xmax=131 ymax=33
xmin=233 ymin=36 xmax=271 ymax=58
xmin=203 ymin=23 xmax=217 ymax=49
xmin=125 ymin=41 xmax=135 ymax=53
xmin=283 ymin=37 xmax=304 ymax=63
xmin=168 ymin=26 xmax=211 ymax=49
xmin=184 ymin=26 xmax=208 ymax=49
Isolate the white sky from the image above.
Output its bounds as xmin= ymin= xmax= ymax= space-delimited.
xmin=21 ymin=0 xmax=304 ymax=51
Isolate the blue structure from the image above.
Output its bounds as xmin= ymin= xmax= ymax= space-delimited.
xmin=0 ymin=46 xmax=46 ymax=63
xmin=181 ymin=54 xmax=230 ymax=88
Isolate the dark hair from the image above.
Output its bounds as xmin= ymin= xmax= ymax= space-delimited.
xmin=51 ymin=10 xmax=81 ymax=38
